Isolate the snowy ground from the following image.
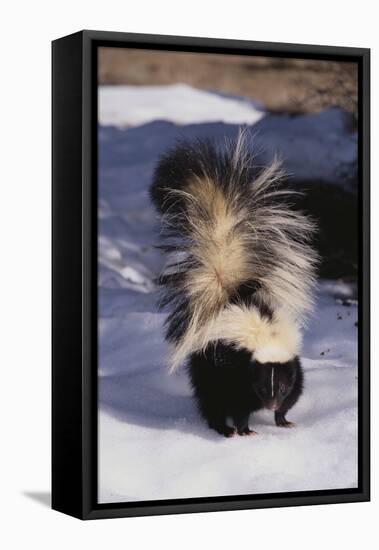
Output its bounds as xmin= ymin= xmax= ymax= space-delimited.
xmin=98 ymin=85 xmax=358 ymax=503
xmin=99 ymin=83 xmax=265 ymax=127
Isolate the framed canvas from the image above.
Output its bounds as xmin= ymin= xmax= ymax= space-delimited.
xmin=52 ymin=30 xmax=370 ymax=520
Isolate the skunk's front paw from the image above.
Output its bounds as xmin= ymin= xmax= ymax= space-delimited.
xmin=222 ymin=426 xmax=237 ymax=438
xmin=237 ymin=427 xmax=257 ymax=436
xmin=275 ymin=412 xmax=296 ymax=428
xmin=210 ymin=423 xmax=237 ymax=438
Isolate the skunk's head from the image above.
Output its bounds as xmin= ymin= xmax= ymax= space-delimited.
xmin=251 ymin=358 xmax=301 ymax=411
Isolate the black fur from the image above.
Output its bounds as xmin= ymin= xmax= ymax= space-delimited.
xmin=188 ymin=343 xmax=303 ymax=437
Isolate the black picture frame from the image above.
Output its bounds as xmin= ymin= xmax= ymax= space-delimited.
xmin=52 ymin=30 xmax=370 ymax=520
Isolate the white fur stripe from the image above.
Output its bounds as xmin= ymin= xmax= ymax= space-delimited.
xmin=169 ymin=304 xmax=301 ymax=369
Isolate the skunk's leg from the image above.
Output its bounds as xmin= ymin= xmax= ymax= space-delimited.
xmin=205 ymin=413 xmax=236 ymax=437
xmin=233 ymin=412 xmax=257 ymax=436
xmin=275 ymin=360 xmax=302 ymax=428
xmin=208 ymin=419 xmax=237 ymax=438
xmin=275 ymin=410 xmax=296 ymax=428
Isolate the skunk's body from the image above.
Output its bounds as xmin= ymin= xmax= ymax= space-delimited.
xmin=189 ymin=344 xmax=303 ymax=436
xmin=150 ymin=133 xmax=317 ymax=436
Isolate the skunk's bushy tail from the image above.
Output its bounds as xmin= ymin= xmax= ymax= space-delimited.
xmin=150 ymin=132 xmax=318 ymax=370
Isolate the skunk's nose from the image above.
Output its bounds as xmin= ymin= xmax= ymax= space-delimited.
xmin=266 ymin=399 xmax=279 ymax=411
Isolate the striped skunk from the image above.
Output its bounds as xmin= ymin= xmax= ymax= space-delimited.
xmin=150 ymin=132 xmax=318 ymax=437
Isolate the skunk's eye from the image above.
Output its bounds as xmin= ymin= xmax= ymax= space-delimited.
xmin=280 ymin=384 xmax=287 ymax=395
xmin=260 ymin=387 xmax=267 ymax=395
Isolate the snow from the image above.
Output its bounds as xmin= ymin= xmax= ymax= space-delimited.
xmin=98 ymin=282 xmax=358 ymax=503
xmin=98 ymin=85 xmax=358 ymax=503
xmin=252 ymin=108 xmax=357 ymax=191
xmin=99 ymin=85 xmax=357 ymax=191
xmin=99 ymin=84 xmax=265 ymax=127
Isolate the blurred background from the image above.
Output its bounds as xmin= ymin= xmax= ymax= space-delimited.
xmin=99 ymin=48 xmax=358 ymax=119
